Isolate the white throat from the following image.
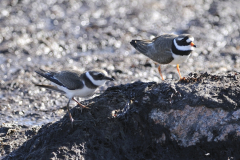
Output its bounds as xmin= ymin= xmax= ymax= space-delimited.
xmin=174 ymin=39 xmax=195 ymax=51
xmin=86 ymin=72 xmax=106 ymax=86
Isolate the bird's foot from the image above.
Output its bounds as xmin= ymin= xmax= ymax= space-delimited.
xmin=70 ymin=118 xmax=82 ymax=128
xmin=179 ymin=77 xmax=186 ymax=82
xmin=70 ymin=117 xmax=74 ymax=128
xmin=78 ymin=104 xmax=90 ymax=113
xmin=72 ymin=98 xmax=90 ymax=113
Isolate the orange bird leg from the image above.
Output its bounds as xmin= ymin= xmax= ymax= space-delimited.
xmin=157 ymin=65 xmax=164 ymax=80
xmin=72 ymin=97 xmax=87 ymax=113
xmin=176 ymin=64 xmax=182 ymax=79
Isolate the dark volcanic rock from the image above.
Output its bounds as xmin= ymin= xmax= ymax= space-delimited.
xmin=0 ymin=123 xmax=39 ymax=158
xmin=3 ymin=72 xmax=240 ymax=160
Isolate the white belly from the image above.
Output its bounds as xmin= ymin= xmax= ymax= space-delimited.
xmin=53 ymin=83 xmax=96 ymax=99
xmin=169 ymin=53 xmax=190 ymax=65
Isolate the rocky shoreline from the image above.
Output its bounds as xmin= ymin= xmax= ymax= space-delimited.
xmin=1 ymin=72 xmax=240 ymax=159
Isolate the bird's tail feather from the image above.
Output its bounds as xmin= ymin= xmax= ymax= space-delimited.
xmin=33 ymin=82 xmax=65 ymax=93
xmin=35 ymin=68 xmax=53 ymax=77
xmin=130 ymin=40 xmax=152 ymax=54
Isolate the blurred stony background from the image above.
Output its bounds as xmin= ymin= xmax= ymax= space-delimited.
xmin=0 ymin=0 xmax=240 ymax=159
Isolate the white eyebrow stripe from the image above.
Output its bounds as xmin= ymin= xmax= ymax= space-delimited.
xmin=186 ymin=37 xmax=194 ymax=43
xmin=86 ymin=71 xmax=106 ymax=86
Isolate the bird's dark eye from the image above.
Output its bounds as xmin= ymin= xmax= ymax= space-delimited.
xmin=98 ymin=74 xmax=104 ymax=78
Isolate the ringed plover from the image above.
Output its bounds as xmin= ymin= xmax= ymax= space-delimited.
xmin=130 ymin=34 xmax=196 ymax=80
xmin=34 ymin=69 xmax=114 ymax=127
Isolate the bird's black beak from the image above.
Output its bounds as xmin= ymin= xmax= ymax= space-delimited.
xmin=104 ymin=76 xmax=115 ymax=81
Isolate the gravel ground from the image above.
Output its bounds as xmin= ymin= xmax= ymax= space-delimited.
xmin=0 ymin=0 xmax=240 ymax=158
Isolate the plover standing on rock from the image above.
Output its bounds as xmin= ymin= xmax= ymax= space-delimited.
xmin=34 ymin=69 xmax=114 ymax=127
xmin=130 ymin=34 xmax=196 ymax=80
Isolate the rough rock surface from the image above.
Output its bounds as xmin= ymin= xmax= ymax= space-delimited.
xmin=2 ymin=72 xmax=240 ymax=160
